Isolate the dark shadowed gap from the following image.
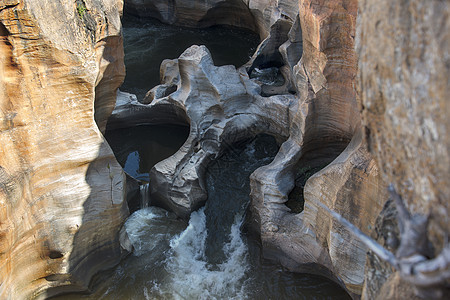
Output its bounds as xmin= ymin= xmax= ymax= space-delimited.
xmin=104 ymin=124 xmax=189 ymax=182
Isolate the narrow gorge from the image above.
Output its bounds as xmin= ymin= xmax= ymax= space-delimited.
xmin=0 ymin=0 xmax=448 ymax=299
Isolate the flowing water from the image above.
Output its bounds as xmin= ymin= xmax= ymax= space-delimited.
xmin=52 ymin=16 xmax=351 ymax=300
xmin=53 ymin=136 xmax=350 ymax=299
xmin=120 ymin=14 xmax=260 ymax=100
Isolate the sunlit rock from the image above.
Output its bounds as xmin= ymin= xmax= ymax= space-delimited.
xmin=0 ymin=1 xmax=127 ymax=298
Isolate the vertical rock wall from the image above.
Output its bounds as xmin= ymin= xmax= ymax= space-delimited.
xmin=1 ymin=0 xmax=447 ymax=298
xmin=249 ymin=0 xmax=385 ymax=297
xmin=296 ymin=0 xmax=385 ymax=295
xmin=357 ymin=0 xmax=449 ymax=298
xmin=0 ymin=1 xmax=127 ymax=299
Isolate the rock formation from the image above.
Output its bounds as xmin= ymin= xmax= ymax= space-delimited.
xmin=109 ymin=45 xmax=296 ymax=219
xmin=112 ymin=0 xmax=385 ymax=297
xmin=357 ymin=0 xmax=449 ymax=298
xmin=1 ymin=0 xmax=448 ymax=298
xmin=0 ymin=1 xmax=128 ymax=299
xmin=248 ymin=0 xmax=387 ymax=296
xmin=110 ymin=0 xmax=384 ymax=297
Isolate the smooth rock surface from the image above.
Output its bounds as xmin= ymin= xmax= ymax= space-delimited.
xmin=112 ymin=45 xmax=297 ymax=219
xmin=0 ymin=1 xmax=128 ymax=299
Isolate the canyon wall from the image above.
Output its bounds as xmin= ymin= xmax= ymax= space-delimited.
xmin=358 ymin=0 xmax=449 ymax=298
xmin=0 ymin=0 xmax=128 ymax=299
xmin=248 ymin=0 xmax=387 ymax=297
xmin=0 ymin=0 xmax=447 ymax=298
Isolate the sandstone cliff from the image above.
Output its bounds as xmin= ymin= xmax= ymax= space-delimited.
xmin=0 ymin=1 xmax=127 ymax=299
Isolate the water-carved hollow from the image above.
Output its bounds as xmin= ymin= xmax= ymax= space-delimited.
xmin=104 ymin=124 xmax=190 ymax=182
xmin=119 ymin=13 xmax=260 ymax=100
xmin=286 ymin=102 xmax=356 ymax=213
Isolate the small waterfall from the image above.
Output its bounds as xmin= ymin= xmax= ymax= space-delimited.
xmin=140 ymin=183 xmax=150 ymax=208
xmin=92 ymin=135 xmax=351 ymax=299
xmin=166 ymin=208 xmax=249 ymax=300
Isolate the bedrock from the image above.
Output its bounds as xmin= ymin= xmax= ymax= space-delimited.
xmin=111 ymin=0 xmax=384 ymax=297
xmin=0 ymin=1 xmax=128 ymax=299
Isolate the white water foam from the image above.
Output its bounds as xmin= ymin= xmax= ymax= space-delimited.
xmin=166 ymin=208 xmax=250 ymax=300
xmin=124 ymin=207 xmax=180 ymax=257
xmin=139 ymin=183 xmax=150 ymax=209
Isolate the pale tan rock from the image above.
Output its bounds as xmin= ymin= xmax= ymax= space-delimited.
xmin=357 ymin=0 xmax=450 ymax=298
xmin=0 ymin=1 xmax=127 ymax=299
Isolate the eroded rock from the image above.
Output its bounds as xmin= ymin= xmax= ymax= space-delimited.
xmin=0 ymin=1 xmax=127 ymax=299
xmin=247 ymin=0 xmax=378 ymax=296
xmin=112 ymin=0 xmax=371 ymax=296
xmin=111 ymin=45 xmax=296 ymax=219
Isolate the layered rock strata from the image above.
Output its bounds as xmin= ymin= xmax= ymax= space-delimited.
xmin=0 ymin=1 xmax=128 ymax=299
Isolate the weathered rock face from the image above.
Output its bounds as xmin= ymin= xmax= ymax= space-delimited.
xmin=0 ymin=1 xmax=127 ymax=299
xmin=357 ymin=0 xmax=449 ymax=298
xmin=248 ymin=0 xmax=383 ymax=296
xmin=302 ymin=130 xmax=385 ymax=295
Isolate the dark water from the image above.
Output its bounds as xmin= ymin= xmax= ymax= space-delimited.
xmin=53 ymin=16 xmax=351 ymax=300
xmin=104 ymin=124 xmax=189 ymax=182
xmin=203 ymin=135 xmax=351 ymax=299
xmin=120 ymin=15 xmax=260 ymax=100
xmin=52 ymin=136 xmax=350 ymax=300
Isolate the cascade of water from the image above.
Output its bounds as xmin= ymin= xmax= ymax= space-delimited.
xmin=53 ymin=135 xmax=350 ymax=299
xmin=165 ymin=208 xmax=250 ymax=300
xmin=140 ymin=183 xmax=150 ymax=208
